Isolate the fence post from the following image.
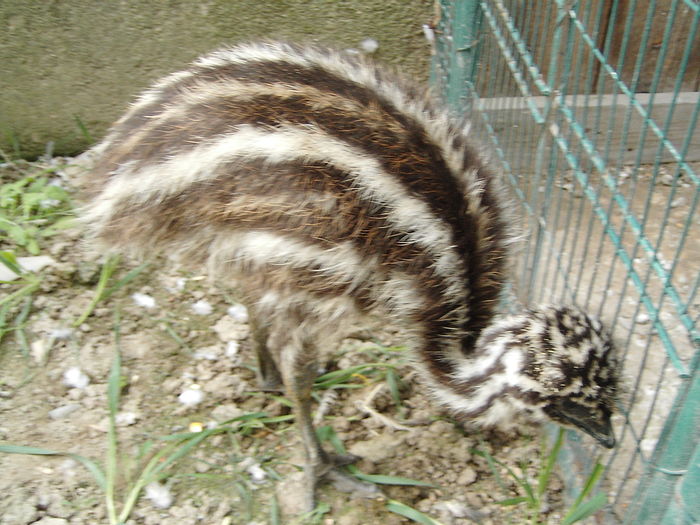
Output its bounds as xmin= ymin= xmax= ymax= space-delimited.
xmin=434 ymin=0 xmax=482 ymax=109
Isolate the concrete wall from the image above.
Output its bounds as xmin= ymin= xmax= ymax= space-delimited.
xmin=0 ymin=1 xmax=434 ymax=159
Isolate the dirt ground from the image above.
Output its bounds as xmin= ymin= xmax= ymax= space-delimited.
xmin=0 ymin=158 xmax=567 ymax=524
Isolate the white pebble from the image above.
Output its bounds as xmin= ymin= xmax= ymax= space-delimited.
xmin=132 ymin=292 xmax=156 ymax=309
xmin=191 ymin=299 xmax=213 ymax=315
xmin=31 ymin=339 xmax=49 ymax=364
xmin=63 ymin=367 xmax=90 ymax=389
xmin=443 ymin=500 xmax=472 ymax=518
xmin=359 ymin=38 xmax=379 ymax=54
xmin=227 ymin=304 xmax=248 ymax=322
xmin=194 ymin=348 xmax=218 ymax=360
xmin=640 ymin=439 xmax=657 ymax=453
xmin=225 ymin=340 xmax=239 ymax=358
xmin=636 ymin=313 xmax=651 ymax=324
xmin=19 ymin=255 xmax=56 ymax=273
xmin=50 ymin=328 xmax=73 ymax=339
xmin=422 ymin=24 xmax=435 ymax=43
xmin=247 ymin=462 xmax=267 ymax=483
xmin=145 ymin=481 xmax=173 ymax=509
xmin=115 ymin=411 xmax=138 ymax=426
xmin=178 ymin=385 xmax=204 ymax=407
xmin=49 ymin=404 xmax=81 ymax=419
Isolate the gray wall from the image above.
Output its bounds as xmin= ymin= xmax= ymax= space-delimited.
xmin=1 ymin=1 xmax=434 ymax=159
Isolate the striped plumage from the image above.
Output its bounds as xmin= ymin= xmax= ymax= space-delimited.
xmin=82 ymin=41 xmax=619 ymax=506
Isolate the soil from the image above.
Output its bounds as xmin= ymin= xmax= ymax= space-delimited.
xmin=0 ymin=158 xmax=564 ymax=524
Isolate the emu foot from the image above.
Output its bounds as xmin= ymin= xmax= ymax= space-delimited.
xmin=302 ymin=453 xmax=383 ymax=511
xmin=256 ymin=377 xmax=284 ymax=392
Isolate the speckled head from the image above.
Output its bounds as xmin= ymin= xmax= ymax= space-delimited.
xmin=521 ymin=305 xmax=620 ymax=448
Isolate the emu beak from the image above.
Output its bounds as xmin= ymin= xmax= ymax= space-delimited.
xmin=548 ymin=400 xmax=616 ymax=449
xmin=578 ymin=417 xmax=616 ymax=449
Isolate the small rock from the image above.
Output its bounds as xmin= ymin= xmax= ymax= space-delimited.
xmin=659 ymin=173 xmax=675 ymax=186
xmin=121 ymin=332 xmax=157 ymax=359
xmin=132 ymin=292 xmax=156 ymax=309
xmin=194 ymin=345 xmax=220 ymax=360
xmin=227 ymin=303 xmax=249 ymax=322
xmin=34 ymin=518 xmax=69 ymax=525
xmin=115 ymin=411 xmax=139 ymax=426
xmin=276 ymin=470 xmax=309 ymax=516
xmin=48 ymin=403 xmax=81 ymax=419
xmin=242 ymin=458 xmax=267 ymax=483
xmin=63 ymin=367 xmax=90 ymax=389
xmin=457 ymin=466 xmax=478 ymax=485
xmin=195 ymin=461 xmax=211 ymax=473
xmin=635 ymin=313 xmax=651 ymax=324
xmin=178 ymin=385 xmax=204 ymax=407
xmin=670 ymin=197 xmax=687 ymax=208
xmin=49 ymin=327 xmax=73 ymax=340
xmin=202 ymin=372 xmax=236 ymax=395
xmin=31 ymin=339 xmax=50 ymax=365
xmin=435 ymin=499 xmax=484 ymax=520
xmin=145 ymin=481 xmax=173 ymax=509
xmin=0 ymin=255 xmax=56 ymax=281
xmin=225 ymin=340 xmax=239 ymax=358
xmin=348 ymin=432 xmax=405 ymax=462
xmin=359 ymin=38 xmax=379 ymax=54
xmin=162 ymin=377 xmax=181 ymax=393
xmin=191 ymin=299 xmax=213 ymax=315
xmin=211 ymin=404 xmax=244 ymax=422
xmin=213 ymin=315 xmax=249 ymax=341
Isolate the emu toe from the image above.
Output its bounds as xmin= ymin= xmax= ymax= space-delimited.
xmin=303 ymin=452 xmax=382 ymax=511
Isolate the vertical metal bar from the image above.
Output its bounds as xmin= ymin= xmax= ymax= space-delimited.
xmin=444 ymin=0 xmax=483 ymax=109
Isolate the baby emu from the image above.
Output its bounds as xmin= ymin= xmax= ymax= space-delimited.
xmin=82 ymin=42 xmax=619 ymax=508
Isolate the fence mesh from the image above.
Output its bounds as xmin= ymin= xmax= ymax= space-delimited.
xmin=430 ymin=1 xmax=699 ymax=523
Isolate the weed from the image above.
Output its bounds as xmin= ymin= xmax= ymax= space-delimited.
xmin=473 ymin=427 xmax=607 ymax=524
xmin=74 ymin=115 xmax=94 ymax=144
xmin=0 ymin=251 xmax=41 ymax=348
xmin=0 ymin=161 xmax=73 ymax=255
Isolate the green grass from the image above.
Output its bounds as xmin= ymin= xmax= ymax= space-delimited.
xmin=472 ymin=428 xmax=607 ymax=524
xmin=0 ymin=156 xmax=75 ymax=348
xmin=0 ymin=159 xmax=73 ymax=255
xmin=0 ymin=251 xmax=42 ymax=349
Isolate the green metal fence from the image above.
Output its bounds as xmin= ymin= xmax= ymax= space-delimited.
xmin=430 ymin=1 xmax=699 ymax=523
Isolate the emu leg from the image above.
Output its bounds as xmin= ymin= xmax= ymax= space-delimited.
xmin=281 ymin=338 xmax=380 ymax=511
xmin=247 ymin=309 xmax=283 ymax=391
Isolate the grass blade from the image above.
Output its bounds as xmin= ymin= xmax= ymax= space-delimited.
xmin=569 ymin=461 xmax=604 ymax=510
xmin=494 ymin=496 xmax=530 ymax=506
xmin=561 ymin=493 xmax=607 ymax=524
xmin=386 ymin=500 xmax=445 ymax=525
xmin=346 ymin=467 xmax=437 ymax=488
xmin=0 ymin=250 xmax=22 ymax=275
xmin=471 ymin=448 xmax=515 ymax=496
xmin=537 ymin=427 xmax=565 ymax=498
xmin=313 ymin=363 xmax=393 ymax=389
xmin=0 ymin=444 xmax=106 ymax=490
xmin=105 ymin=313 xmax=123 ymax=524
xmin=103 ymin=261 xmax=149 ymax=299
xmin=269 ymin=494 xmax=281 ymax=525
xmin=73 ymin=254 xmax=121 ymax=327
xmin=74 ymin=114 xmax=94 ymax=143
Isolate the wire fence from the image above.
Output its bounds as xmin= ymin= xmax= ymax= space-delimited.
xmin=430 ymin=1 xmax=699 ymax=523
